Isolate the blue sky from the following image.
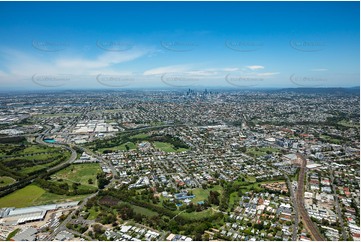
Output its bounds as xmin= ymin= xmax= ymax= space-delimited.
xmin=0 ymin=1 xmax=359 ymax=90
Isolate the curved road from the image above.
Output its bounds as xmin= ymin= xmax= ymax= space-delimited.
xmin=0 ymin=127 xmax=78 ymax=196
xmin=296 ymin=153 xmax=325 ymax=241
xmin=35 ymin=128 xmax=78 ymax=172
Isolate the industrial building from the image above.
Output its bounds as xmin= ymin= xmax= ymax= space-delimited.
xmin=0 ymin=202 xmax=79 ymax=225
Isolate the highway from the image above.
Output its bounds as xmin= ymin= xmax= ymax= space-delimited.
xmin=34 ymin=126 xmax=78 ymax=172
xmin=296 ymin=153 xmax=325 ymax=241
xmin=0 ymin=126 xmax=78 ymax=196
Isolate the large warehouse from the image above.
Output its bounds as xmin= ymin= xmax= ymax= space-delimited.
xmin=0 ymin=202 xmax=79 ymax=225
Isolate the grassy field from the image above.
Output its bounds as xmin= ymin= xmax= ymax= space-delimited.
xmin=0 ymin=143 xmax=61 ymax=157
xmin=153 ymin=142 xmax=188 ymax=153
xmin=118 ymin=142 xmax=137 ymax=150
xmin=0 ymin=143 xmax=71 ymax=176
xmin=246 ymin=147 xmax=280 ymax=157
xmin=16 ymin=153 xmax=54 ymax=161
xmin=229 ymin=191 xmax=239 ymax=208
xmin=21 ymin=145 xmax=54 ymax=154
xmin=0 ymin=185 xmax=46 ymax=208
xmin=153 ymin=142 xmax=176 ymax=152
xmin=99 ymin=142 xmax=136 ymax=153
xmin=0 ymin=176 xmax=15 ymax=187
xmin=20 ymin=156 xmax=70 ymax=175
xmin=0 ymin=184 xmax=89 ymax=208
xmin=87 ymin=207 xmax=100 ymax=220
xmin=0 ymin=144 xmax=24 ymax=157
xmin=32 ymin=192 xmax=88 ymax=206
xmin=233 ymin=175 xmax=256 ymax=187
xmin=239 ymin=183 xmax=265 ymax=193
xmin=180 ymin=207 xmax=216 ymax=220
xmin=51 ymin=163 xmax=101 ymax=188
xmin=129 ymin=133 xmax=150 ymax=139
xmin=191 ymin=185 xmax=223 ymax=203
xmin=244 ymin=176 xmax=256 ymax=183
xmin=29 ymin=152 xmax=70 ymax=170
xmin=129 ymin=204 xmax=158 ymax=217
xmin=338 ymin=120 xmax=359 ymax=128
xmin=86 ymin=201 xmax=158 ymax=219
xmin=320 ymin=135 xmax=341 ymax=144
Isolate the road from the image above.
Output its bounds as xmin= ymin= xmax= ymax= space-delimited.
xmin=296 ymin=153 xmax=325 ymax=241
xmin=330 ymin=168 xmax=348 ymax=240
xmin=47 ymin=171 xmax=118 ymax=241
xmin=0 ymin=126 xmax=78 ymax=196
xmin=285 ymin=174 xmax=299 ymax=240
xmin=80 ymin=146 xmax=118 ymax=178
xmin=34 ymin=127 xmax=78 ymax=173
xmin=46 ymin=192 xmax=99 ymax=240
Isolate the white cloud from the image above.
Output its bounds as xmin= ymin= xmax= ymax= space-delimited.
xmin=0 ymin=47 xmax=151 ymax=77
xmin=143 ymin=65 xmax=191 ymax=75
xmin=0 ymin=47 xmax=153 ymax=89
xmin=144 ymin=66 xmax=242 ymax=76
xmin=247 ymin=65 xmax=264 ymax=71
xmin=256 ymin=72 xmax=280 ymax=76
xmin=56 ymin=48 xmax=149 ymax=70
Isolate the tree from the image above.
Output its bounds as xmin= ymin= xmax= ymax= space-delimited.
xmin=59 ymin=182 xmax=69 ymax=191
xmin=88 ymin=179 xmax=93 ymax=184
xmin=134 ymin=213 xmax=143 ymax=223
xmin=321 ymin=219 xmax=329 ymax=226
xmin=208 ymin=191 xmax=220 ymax=205
xmin=72 ymin=182 xmax=80 ymax=190
xmin=93 ymin=224 xmax=104 ymax=235
xmin=97 ymin=173 xmax=110 ymax=189
xmin=194 ymin=233 xmax=202 ymax=241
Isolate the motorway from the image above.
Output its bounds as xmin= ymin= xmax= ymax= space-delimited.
xmin=35 ymin=126 xmax=78 ymax=172
xmin=0 ymin=126 xmax=78 ymax=196
xmin=296 ymin=153 xmax=325 ymax=241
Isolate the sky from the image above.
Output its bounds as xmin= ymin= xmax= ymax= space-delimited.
xmin=0 ymin=1 xmax=359 ymax=90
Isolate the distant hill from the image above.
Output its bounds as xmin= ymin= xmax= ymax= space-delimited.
xmin=273 ymin=86 xmax=360 ymax=95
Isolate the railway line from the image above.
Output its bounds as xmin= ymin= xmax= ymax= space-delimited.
xmin=296 ymin=153 xmax=325 ymax=241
